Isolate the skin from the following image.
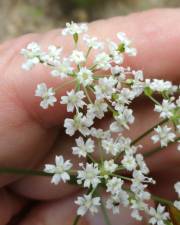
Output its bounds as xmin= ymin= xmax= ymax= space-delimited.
xmin=0 ymin=8 xmax=179 ymax=225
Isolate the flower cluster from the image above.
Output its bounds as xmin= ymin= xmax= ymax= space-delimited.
xmin=21 ymin=21 xmax=180 ymax=225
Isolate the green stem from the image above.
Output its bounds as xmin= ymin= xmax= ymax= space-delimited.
xmin=147 ymin=95 xmax=160 ymax=105
xmin=83 ymin=86 xmax=93 ymax=104
xmin=131 ymin=118 xmax=168 ymax=146
xmin=0 ymin=167 xmax=77 ymax=185
xmin=107 ymin=104 xmax=116 ymax=114
xmin=87 ymin=153 xmax=96 ymax=163
xmin=0 ymin=167 xmax=51 ymax=177
xmin=54 ymin=78 xmax=76 ymax=91
xmin=152 ymin=194 xmax=173 ymax=206
xmin=72 ymin=215 xmax=81 ymax=225
xmin=85 ymin=47 xmax=92 ymax=59
xmin=98 ymin=139 xmax=104 ymax=164
xmin=143 ymin=145 xmax=163 ymax=158
xmin=100 ymin=198 xmax=112 ymax=225
xmin=126 ymin=188 xmax=173 ymax=206
xmin=112 ymin=174 xmax=132 ymax=181
xmin=143 ymin=136 xmax=180 ymax=158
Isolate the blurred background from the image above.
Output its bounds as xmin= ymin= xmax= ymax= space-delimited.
xmin=1 ymin=0 xmax=180 ymax=42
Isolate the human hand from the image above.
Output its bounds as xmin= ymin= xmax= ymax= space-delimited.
xmin=0 ymin=8 xmax=179 ymax=225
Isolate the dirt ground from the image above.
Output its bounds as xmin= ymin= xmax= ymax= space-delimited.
xmin=0 ymin=0 xmax=180 ymax=42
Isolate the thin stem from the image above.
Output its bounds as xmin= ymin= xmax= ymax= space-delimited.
xmin=143 ymin=145 xmax=163 ymax=158
xmin=144 ymin=136 xmax=180 ymax=158
xmin=107 ymin=104 xmax=116 ymax=114
xmin=54 ymin=78 xmax=76 ymax=91
xmin=131 ymin=118 xmax=168 ymax=146
xmin=85 ymin=47 xmax=92 ymax=59
xmin=112 ymin=174 xmax=132 ymax=181
xmin=152 ymin=194 xmax=173 ymax=206
xmin=147 ymin=95 xmax=160 ymax=105
xmin=83 ymin=86 xmax=93 ymax=104
xmin=115 ymin=165 xmax=125 ymax=171
xmin=0 ymin=167 xmax=77 ymax=185
xmin=87 ymin=153 xmax=96 ymax=163
xmin=100 ymin=198 xmax=112 ymax=225
xmin=98 ymin=139 xmax=104 ymax=164
xmin=0 ymin=167 xmax=51 ymax=177
xmin=72 ymin=215 xmax=81 ymax=225
xmin=126 ymin=188 xmax=173 ymax=206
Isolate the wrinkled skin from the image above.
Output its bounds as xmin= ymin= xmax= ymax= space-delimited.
xmin=0 ymin=8 xmax=179 ymax=225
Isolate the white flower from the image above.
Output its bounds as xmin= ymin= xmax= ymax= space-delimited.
xmin=40 ymin=45 xmax=62 ymax=65
xmin=70 ymin=50 xmax=86 ymax=65
xmin=121 ymin=153 xmax=137 ymax=171
xmin=83 ymin=34 xmax=104 ymax=50
xmin=108 ymin=41 xmax=124 ymax=64
xmin=110 ymin=106 xmax=134 ymax=132
xmin=174 ymin=200 xmax=180 ymax=210
xmin=151 ymin=125 xmax=176 ymax=147
xmin=103 ymin=160 xmax=118 ymax=174
xmin=72 ymin=137 xmax=94 ymax=157
xmin=44 ymin=155 xmax=72 ymax=185
xmin=90 ymin=128 xmax=111 ymax=139
xmin=94 ymin=77 xmax=117 ymax=100
xmin=106 ymin=190 xmax=129 ymax=214
xmin=130 ymin=199 xmax=148 ymax=221
xmin=75 ymin=194 xmax=100 ymax=216
xmin=106 ymin=196 xmax=120 ymax=214
xmin=102 ymin=138 xmax=121 ymax=156
xmin=35 ymin=83 xmax=57 ymax=109
xmin=114 ymin=88 xmax=135 ymax=105
xmin=87 ymin=100 xmax=108 ymax=119
xmin=77 ymin=163 xmax=101 ymax=188
xmin=146 ymin=79 xmax=174 ymax=93
xmin=136 ymin=154 xmax=149 ymax=174
xmin=94 ymin=52 xmax=111 ymax=70
xmin=21 ymin=42 xmax=42 ymax=70
xmin=131 ymin=170 xmax=152 ymax=200
xmin=154 ymin=100 xmax=176 ymax=119
xmin=116 ymin=190 xmax=129 ymax=206
xmin=60 ymin=89 xmax=86 ymax=112
xmin=149 ymin=204 xmax=169 ymax=225
xmin=117 ymin=32 xmax=137 ymax=56
xmin=106 ymin=177 xmax=124 ymax=195
xmin=51 ymin=58 xmax=73 ymax=78
xmin=132 ymin=70 xmax=144 ymax=81
xmin=64 ymin=113 xmax=93 ymax=136
xmin=131 ymin=70 xmax=145 ymax=96
xmin=174 ymin=182 xmax=180 ymax=198
xmin=117 ymin=136 xmax=132 ymax=152
xmin=77 ymin=67 xmax=93 ymax=86
xmin=131 ymin=209 xmax=143 ymax=221
xmin=111 ymin=65 xmax=124 ymax=76
xmin=62 ymin=21 xmax=88 ymax=36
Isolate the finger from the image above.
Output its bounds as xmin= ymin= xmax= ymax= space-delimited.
xmin=0 ymin=188 xmax=26 ymax=225
xmin=0 ymin=8 xmax=180 ymax=187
